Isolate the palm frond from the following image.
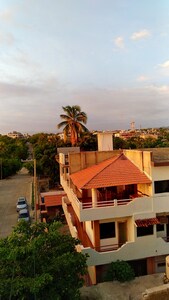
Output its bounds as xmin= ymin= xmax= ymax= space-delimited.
xmin=57 ymin=105 xmax=88 ymax=146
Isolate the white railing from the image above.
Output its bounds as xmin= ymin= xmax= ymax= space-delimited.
xmin=82 ymin=198 xmax=131 ymax=209
xmin=60 ymin=177 xmax=155 ymax=221
xmin=61 ymin=178 xmax=82 ymax=218
xmin=61 ymin=177 xmax=133 ymax=210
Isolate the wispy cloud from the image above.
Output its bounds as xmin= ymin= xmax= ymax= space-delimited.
xmin=159 ymin=60 xmax=169 ymax=68
xmin=137 ymin=75 xmax=150 ymax=82
xmin=0 ymin=32 xmax=15 ymax=45
xmin=0 ymin=8 xmax=15 ymax=23
xmin=147 ymin=84 xmax=169 ymax=95
xmin=130 ymin=29 xmax=151 ymax=40
xmin=114 ymin=36 xmax=124 ymax=49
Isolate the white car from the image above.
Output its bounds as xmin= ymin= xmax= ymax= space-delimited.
xmin=18 ymin=208 xmax=30 ymax=222
xmin=16 ymin=197 xmax=27 ymax=212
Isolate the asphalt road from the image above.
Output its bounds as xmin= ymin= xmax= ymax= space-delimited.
xmin=0 ymin=168 xmax=32 ymax=238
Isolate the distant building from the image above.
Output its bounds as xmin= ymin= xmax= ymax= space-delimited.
xmin=7 ymin=131 xmax=29 ymax=139
xmin=7 ymin=131 xmax=24 ymax=139
xmin=140 ymin=133 xmax=158 ymax=140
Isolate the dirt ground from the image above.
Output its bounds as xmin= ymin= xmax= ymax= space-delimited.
xmin=80 ymin=273 xmax=164 ymax=300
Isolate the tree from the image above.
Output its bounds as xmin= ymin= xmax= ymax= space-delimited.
xmin=105 ymin=260 xmax=135 ymax=282
xmin=78 ymin=132 xmax=97 ymax=151
xmin=0 ymin=221 xmax=87 ymax=300
xmin=57 ymin=105 xmax=88 ymax=146
xmin=27 ymin=133 xmax=64 ymax=187
xmin=0 ymin=135 xmax=29 ymax=179
xmin=113 ymin=137 xmax=128 ymax=149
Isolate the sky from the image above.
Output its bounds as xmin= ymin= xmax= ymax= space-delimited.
xmin=0 ymin=0 xmax=169 ymax=134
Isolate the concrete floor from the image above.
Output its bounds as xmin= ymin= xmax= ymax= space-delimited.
xmin=80 ymin=273 xmax=165 ymax=300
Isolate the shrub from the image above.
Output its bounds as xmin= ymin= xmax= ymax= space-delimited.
xmin=105 ymin=260 xmax=135 ymax=282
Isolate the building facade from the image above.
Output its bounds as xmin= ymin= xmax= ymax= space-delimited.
xmin=58 ymin=146 xmax=169 ymax=284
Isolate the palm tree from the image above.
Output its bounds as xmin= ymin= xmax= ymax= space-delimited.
xmin=57 ymin=105 xmax=88 ymax=146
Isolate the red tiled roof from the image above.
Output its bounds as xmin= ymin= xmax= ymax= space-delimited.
xmin=70 ymin=153 xmax=151 ymax=189
xmin=135 ymin=218 xmax=160 ymax=227
xmin=44 ymin=194 xmax=65 ymax=207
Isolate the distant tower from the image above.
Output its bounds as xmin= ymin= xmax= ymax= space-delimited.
xmin=130 ymin=121 xmax=135 ymax=131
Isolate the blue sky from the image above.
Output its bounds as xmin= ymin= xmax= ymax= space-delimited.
xmin=0 ymin=0 xmax=169 ymax=134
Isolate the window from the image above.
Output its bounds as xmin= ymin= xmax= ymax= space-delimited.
xmin=154 ymin=180 xmax=169 ymax=194
xmin=137 ymin=225 xmax=153 ymax=237
xmin=156 ymin=224 xmax=164 ymax=232
xmin=157 ymin=262 xmax=165 ymax=267
xmin=100 ymin=222 xmax=115 ymax=239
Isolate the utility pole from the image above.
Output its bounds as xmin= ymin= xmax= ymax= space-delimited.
xmin=21 ymin=158 xmax=37 ymax=222
xmin=0 ymin=158 xmax=2 ymax=180
xmin=34 ymin=158 xmax=37 ymax=222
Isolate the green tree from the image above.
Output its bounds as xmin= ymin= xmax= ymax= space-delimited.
xmin=27 ymin=133 xmax=64 ymax=187
xmin=57 ymin=105 xmax=88 ymax=146
xmin=105 ymin=260 xmax=135 ymax=282
xmin=0 ymin=136 xmax=29 ymax=179
xmin=113 ymin=137 xmax=128 ymax=149
xmin=0 ymin=221 xmax=87 ymax=300
xmin=79 ymin=132 xmax=97 ymax=151
xmin=126 ymin=136 xmax=144 ymax=149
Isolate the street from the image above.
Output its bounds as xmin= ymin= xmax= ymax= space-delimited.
xmin=0 ymin=168 xmax=32 ymax=238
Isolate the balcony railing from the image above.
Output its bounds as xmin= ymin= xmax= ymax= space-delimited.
xmin=93 ymin=243 xmax=124 ymax=252
xmin=82 ymin=198 xmax=132 ymax=209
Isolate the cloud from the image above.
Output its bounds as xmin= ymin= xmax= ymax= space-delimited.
xmin=0 ymin=32 xmax=15 ymax=45
xmin=0 ymin=78 xmax=63 ymax=134
xmin=157 ymin=60 xmax=169 ymax=77
xmin=130 ymin=29 xmax=151 ymax=40
xmin=1 ymin=78 xmax=169 ymax=134
xmin=0 ymin=8 xmax=15 ymax=23
xmin=137 ymin=75 xmax=150 ymax=82
xmin=114 ymin=36 xmax=124 ymax=49
xmin=58 ymin=86 xmax=169 ymax=131
xmin=159 ymin=60 xmax=169 ymax=68
xmin=147 ymin=84 xmax=169 ymax=95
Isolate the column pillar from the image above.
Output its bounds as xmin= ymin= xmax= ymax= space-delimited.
xmin=92 ymin=188 xmax=97 ymax=207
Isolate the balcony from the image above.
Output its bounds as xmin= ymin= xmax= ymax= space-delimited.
xmin=61 ymin=177 xmax=169 ymax=222
xmin=61 ymin=178 xmax=153 ymax=221
xmin=81 ymin=236 xmax=169 ymax=267
xmin=82 ymin=198 xmax=132 ymax=209
xmin=62 ymin=195 xmax=126 ymax=252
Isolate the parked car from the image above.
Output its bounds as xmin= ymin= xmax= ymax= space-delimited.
xmin=18 ymin=208 xmax=30 ymax=222
xmin=16 ymin=197 xmax=27 ymax=212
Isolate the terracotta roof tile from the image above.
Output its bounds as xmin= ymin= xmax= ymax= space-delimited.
xmin=70 ymin=153 xmax=151 ymax=189
xmin=44 ymin=194 xmax=65 ymax=207
xmin=135 ymin=218 xmax=160 ymax=227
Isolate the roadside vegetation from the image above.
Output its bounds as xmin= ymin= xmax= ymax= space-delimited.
xmin=25 ymin=131 xmax=97 ymax=188
xmin=25 ymin=133 xmax=63 ymax=188
xmin=0 ymin=221 xmax=88 ymax=300
xmin=0 ymin=135 xmax=28 ymax=179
